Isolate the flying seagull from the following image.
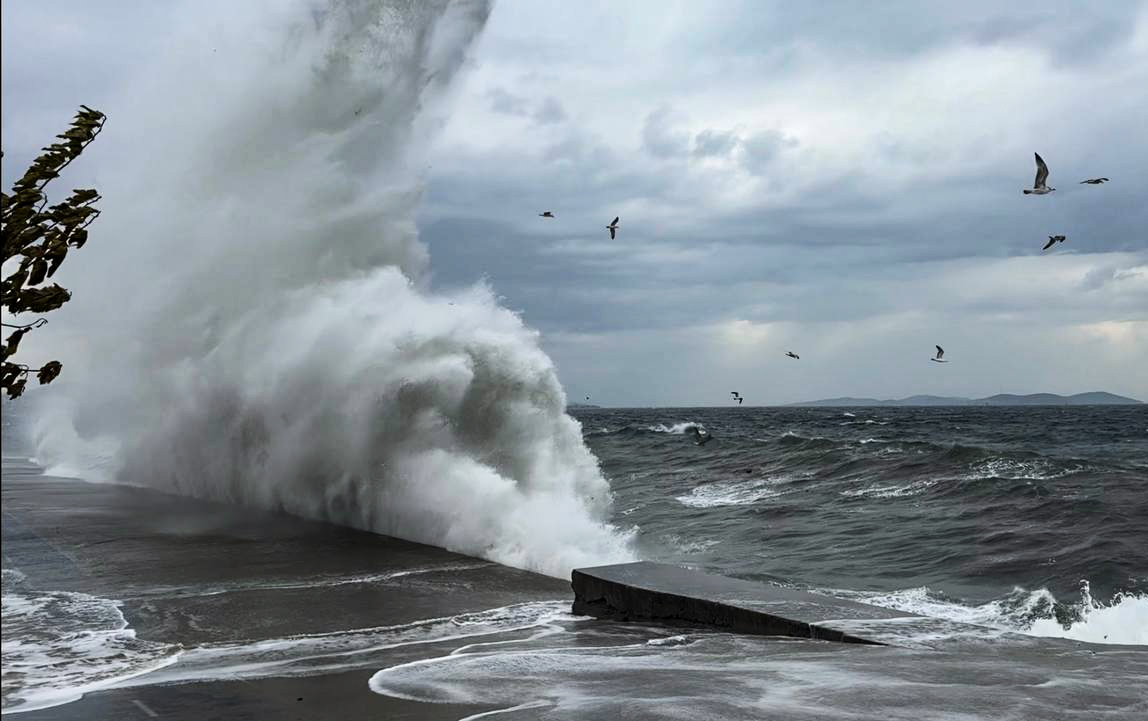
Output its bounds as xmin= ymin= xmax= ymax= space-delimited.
xmin=606 ymin=216 xmax=620 ymax=240
xmin=931 ymin=345 xmax=948 ymax=363
xmin=1079 ymin=178 xmax=1109 ymax=185
xmin=539 ymin=211 xmax=555 ymax=218
xmin=785 ymin=351 xmax=800 ymax=360
xmin=1042 ymin=234 xmax=1066 ymax=251
xmin=1023 ymin=153 xmax=1055 ymax=195
xmin=688 ymin=426 xmax=714 ymax=446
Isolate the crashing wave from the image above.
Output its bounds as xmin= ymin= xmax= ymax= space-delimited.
xmin=30 ymin=0 xmax=633 ymax=578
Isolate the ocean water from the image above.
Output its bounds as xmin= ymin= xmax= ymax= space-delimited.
xmin=578 ymin=405 xmax=1148 ymax=645
xmin=3 ymin=0 xmax=1146 ymax=715
xmin=9 ymin=404 xmax=1147 ymax=717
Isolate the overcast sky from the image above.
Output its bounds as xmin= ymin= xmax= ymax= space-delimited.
xmin=4 ymin=1 xmax=1147 ymax=406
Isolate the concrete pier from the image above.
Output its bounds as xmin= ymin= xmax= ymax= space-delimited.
xmin=572 ymin=561 xmax=916 ymax=645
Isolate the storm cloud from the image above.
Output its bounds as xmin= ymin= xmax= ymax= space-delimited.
xmin=4 ymin=0 xmax=1147 ymax=405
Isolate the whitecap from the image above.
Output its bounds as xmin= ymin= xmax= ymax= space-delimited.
xmin=840 ymin=479 xmax=937 ymax=499
xmin=959 ymin=459 xmax=1090 ymax=482
xmin=1027 ymin=582 xmax=1148 ymax=645
xmin=661 ymin=535 xmax=721 ymax=554
xmin=827 ymin=580 xmax=1147 ymax=646
xmin=1 ymin=570 xmax=180 ymax=714
xmin=645 ymin=422 xmax=704 ymax=435
xmin=676 ymin=478 xmax=785 ymax=508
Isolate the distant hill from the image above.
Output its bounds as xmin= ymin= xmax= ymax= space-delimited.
xmin=791 ymin=392 xmax=1142 ymax=407
xmin=978 ymin=392 xmax=1142 ymax=406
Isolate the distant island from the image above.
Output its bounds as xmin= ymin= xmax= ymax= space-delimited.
xmin=568 ymin=403 xmax=601 ymax=409
xmin=790 ymin=392 xmax=1142 ymax=407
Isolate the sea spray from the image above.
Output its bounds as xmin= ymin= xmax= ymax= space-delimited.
xmin=30 ymin=0 xmax=634 ymax=577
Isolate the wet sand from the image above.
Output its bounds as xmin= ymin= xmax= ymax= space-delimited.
xmin=2 ymin=456 xmax=569 ymax=720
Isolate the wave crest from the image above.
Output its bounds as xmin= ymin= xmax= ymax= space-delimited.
xmin=831 ymin=580 xmax=1147 ymax=645
xmin=30 ymin=0 xmax=633 ymax=578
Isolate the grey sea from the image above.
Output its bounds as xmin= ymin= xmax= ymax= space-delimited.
xmin=3 ymin=405 xmax=1147 ymax=719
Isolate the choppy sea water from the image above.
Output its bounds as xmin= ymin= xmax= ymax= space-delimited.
xmin=4 ymin=405 xmax=1148 ymax=718
xmin=577 ymin=405 xmax=1148 ymax=645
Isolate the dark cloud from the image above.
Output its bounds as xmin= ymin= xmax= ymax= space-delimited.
xmin=740 ymin=129 xmax=798 ymax=176
xmin=5 ymin=0 xmax=1146 ymax=404
xmin=692 ymin=129 xmax=739 ymax=158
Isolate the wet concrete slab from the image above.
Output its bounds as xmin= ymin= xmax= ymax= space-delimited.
xmin=572 ymin=561 xmax=918 ymax=645
xmin=2 ymin=463 xmax=570 ymax=719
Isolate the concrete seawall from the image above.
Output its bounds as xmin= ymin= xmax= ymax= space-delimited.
xmin=572 ymin=561 xmax=917 ymax=645
xmin=1 ymin=461 xmax=570 ymax=720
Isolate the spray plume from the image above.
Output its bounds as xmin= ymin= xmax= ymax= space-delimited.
xmin=31 ymin=0 xmax=634 ymax=577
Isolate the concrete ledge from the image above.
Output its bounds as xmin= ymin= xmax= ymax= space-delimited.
xmin=572 ymin=561 xmax=917 ymax=645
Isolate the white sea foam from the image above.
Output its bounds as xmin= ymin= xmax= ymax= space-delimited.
xmin=959 ymin=458 xmax=1091 ymax=482
xmin=661 ymin=535 xmax=721 ymax=554
xmin=829 ymin=580 xmax=1148 ymax=646
xmin=118 ymin=601 xmax=573 ymax=688
xmin=0 ymin=570 xmax=180 ymax=714
xmin=29 ymin=0 xmax=634 ymax=579
xmin=133 ymin=562 xmax=495 ymax=601
xmin=3 ymin=572 xmax=574 ymax=711
xmin=366 ymin=624 xmax=1144 ymax=720
xmin=839 ymin=479 xmax=938 ymax=499
xmin=644 ymin=422 xmax=704 ymax=434
xmin=1027 ymin=583 xmax=1148 ymax=645
xmin=831 ymin=585 xmax=1057 ymax=628
xmin=777 ymin=430 xmax=833 ymax=443
xmin=676 ymin=477 xmax=787 ymax=508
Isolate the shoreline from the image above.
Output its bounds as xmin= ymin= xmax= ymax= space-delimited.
xmin=2 ymin=457 xmax=570 ymax=718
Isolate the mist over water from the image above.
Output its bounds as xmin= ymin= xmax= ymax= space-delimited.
xmin=30 ymin=0 xmax=634 ymax=577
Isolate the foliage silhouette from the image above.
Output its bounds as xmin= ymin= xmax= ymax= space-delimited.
xmin=2 ymin=106 xmax=105 ymax=399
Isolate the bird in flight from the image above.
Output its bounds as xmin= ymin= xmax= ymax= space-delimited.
xmin=1042 ymin=234 xmax=1066 ymax=251
xmin=931 ymin=345 xmax=948 ymax=363
xmin=1023 ymin=153 xmax=1055 ymax=195
xmin=1079 ymin=178 xmax=1109 ymax=185
xmin=539 ymin=211 xmax=555 ymax=218
xmin=785 ymin=351 xmax=800 ymax=360
xmin=606 ymin=216 xmax=620 ymax=240
xmin=729 ymin=391 xmax=744 ymax=405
